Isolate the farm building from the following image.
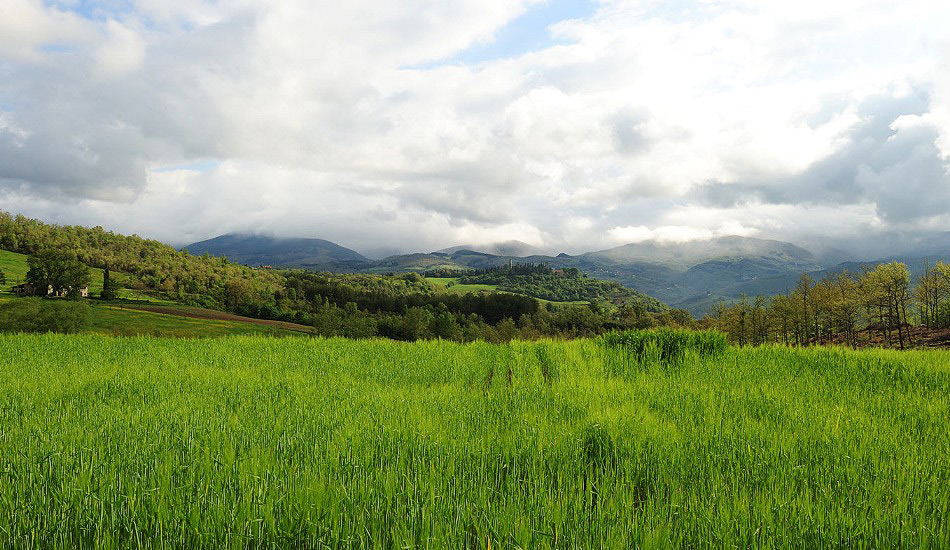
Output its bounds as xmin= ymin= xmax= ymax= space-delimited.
xmin=12 ymin=283 xmax=89 ymax=298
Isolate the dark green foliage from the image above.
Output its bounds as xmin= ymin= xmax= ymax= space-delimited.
xmin=100 ymin=268 xmax=118 ymax=300
xmin=460 ymin=263 xmax=667 ymax=311
xmin=580 ymin=424 xmax=615 ymax=471
xmin=602 ymin=329 xmax=728 ymax=374
xmin=0 ymin=298 xmax=90 ymax=333
xmin=26 ymin=249 xmax=91 ymax=298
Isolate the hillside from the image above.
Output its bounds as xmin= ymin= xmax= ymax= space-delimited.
xmin=183 ymin=233 xmax=368 ymax=268
xmin=1 ymin=212 xmax=689 ymax=340
xmin=435 ymin=240 xmax=547 ymax=257
xmin=583 ymin=236 xmax=823 ymax=270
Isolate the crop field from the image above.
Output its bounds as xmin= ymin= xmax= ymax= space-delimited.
xmin=0 ymin=333 xmax=948 ymax=548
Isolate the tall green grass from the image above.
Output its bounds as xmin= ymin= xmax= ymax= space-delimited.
xmin=602 ymin=328 xmax=728 ymax=375
xmin=0 ymin=334 xmax=948 ymax=548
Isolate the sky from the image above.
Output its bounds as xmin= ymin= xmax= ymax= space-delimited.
xmin=2 ymin=0 xmax=950 ymax=258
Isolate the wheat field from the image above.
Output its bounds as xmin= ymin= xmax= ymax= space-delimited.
xmin=0 ymin=333 xmax=947 ymax=548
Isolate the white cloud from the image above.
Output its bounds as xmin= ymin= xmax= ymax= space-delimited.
xmin=1 ymin=0 xmax=950 ymax=254
xmin=608 ymin=222 xmax=757 ymax=244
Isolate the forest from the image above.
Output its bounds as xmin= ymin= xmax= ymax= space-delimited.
xmin=458 ymin=263 xmax=668 ymax=309
xmin=709 ymin=261 xmax=950 ymax=348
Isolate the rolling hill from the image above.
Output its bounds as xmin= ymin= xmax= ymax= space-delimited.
xmin=183 ymin=234 xmax=368 ymax=268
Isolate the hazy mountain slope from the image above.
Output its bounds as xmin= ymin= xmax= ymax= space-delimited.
xmin=584 ymin=236 xmax=824 ymax=271
xmin=436 ymin=241 xmax=547 ymax=257
xmin=183 ymin=234 xmax=369 ymax=268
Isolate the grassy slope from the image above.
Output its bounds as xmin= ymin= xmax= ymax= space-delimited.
xmin=0 ymin=295 xmax=307 ymax=337
xmin=1 ymin=250 xmax=307 ymax=337
xmin=0 ymin=334 xmax=947 ymax=547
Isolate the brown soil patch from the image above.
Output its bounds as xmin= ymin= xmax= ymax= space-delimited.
xmin=117 ymin=304 xmax=314 ymax=333
xmin=817 ymin=325 xmax=950 ymax=350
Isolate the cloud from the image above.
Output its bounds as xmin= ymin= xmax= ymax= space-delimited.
xmin=1 ymin=0 xmax=950 ymax=255
xmin=694 ymin=87 xmax=950 ymax=225
xmin=608 ymin=222 xmax=757 ymax=244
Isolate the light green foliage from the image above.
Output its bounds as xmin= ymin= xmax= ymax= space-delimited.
xmin=0 ymin=334 xmax=948 ymax=547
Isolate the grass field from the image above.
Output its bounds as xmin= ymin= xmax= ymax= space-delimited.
xmin=0 ymin=295 xmax=308 ymax=337
xmin=427 ymin=276 xmax=499 ymax=294
xmin=0 ymin=333 xmax=947 ymax=547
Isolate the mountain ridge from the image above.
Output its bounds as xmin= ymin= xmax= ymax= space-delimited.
xmin=183 ymin=233 xmax=367 ymax=268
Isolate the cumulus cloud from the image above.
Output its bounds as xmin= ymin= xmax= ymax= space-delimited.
xmin=1 ymin=0 xmax=949 ymax=255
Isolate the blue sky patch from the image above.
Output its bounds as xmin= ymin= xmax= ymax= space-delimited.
xmin=50 ymin=0 xmax=135 ymax=21
xmin=414 ymin=0 xmax=598 ymax=68
xmin=152 ymin=160 xmax=222 ymax=173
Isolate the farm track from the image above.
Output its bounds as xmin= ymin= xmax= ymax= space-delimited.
xmin=113 ymin=304 xmax=314 ymax=333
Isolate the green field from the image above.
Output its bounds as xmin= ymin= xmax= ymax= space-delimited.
xmin=0 ymin=295 xmax=308 ymax=338
xmin=427 ymin=276 xmax=499 ymax=294
xmin=1 ymin=334 xmax=947 ymax=547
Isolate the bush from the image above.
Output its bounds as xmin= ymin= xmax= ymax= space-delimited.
xmin=0 ymin=298 xmax=90 ymax=334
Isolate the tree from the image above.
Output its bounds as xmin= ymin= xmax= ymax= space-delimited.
xmin=795 ymin=274 xmax=814 ymax=343
xmin=914 ymin=261 xmax=950 ymax=328
xmin=25 ymin=249 xmax=91 ymax=299
xmin=100 ymin=267 xmax=118 ymax=300
xmin=861 ymin=262 xmax=911 ymax=349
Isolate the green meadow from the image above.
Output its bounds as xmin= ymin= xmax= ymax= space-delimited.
xmin=427 ymin=276 xmax=499 ymax=294
xmin=0 ymin=333 xmax=947 ymax=548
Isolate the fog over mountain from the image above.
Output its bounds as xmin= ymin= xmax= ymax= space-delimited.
xmin=2 ymin=1 xmax=950 ymax=257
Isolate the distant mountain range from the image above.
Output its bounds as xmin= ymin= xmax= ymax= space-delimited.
xmin=183 ymin=233 xmax=950 ymax=315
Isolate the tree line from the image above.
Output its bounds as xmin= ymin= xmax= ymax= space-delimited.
xmin=708 ymin=261 xmax=950 ymax=348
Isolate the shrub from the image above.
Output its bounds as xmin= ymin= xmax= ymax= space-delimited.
xmin=0 ymin=298 xmax=90 ymax=334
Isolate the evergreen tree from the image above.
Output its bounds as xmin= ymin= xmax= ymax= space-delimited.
xmin=101 ymin=267 xmax=118 ymax=300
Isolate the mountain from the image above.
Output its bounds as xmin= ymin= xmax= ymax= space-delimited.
xmin=584 ymin=236 xmax=822 ymax=270
xmin=435 ymin=240 xmax=547 ymax=257
xmin=183 ymin=234 xmax=369 ymax=268
xmin=545 ymin=236 xmax=834 ymax=313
